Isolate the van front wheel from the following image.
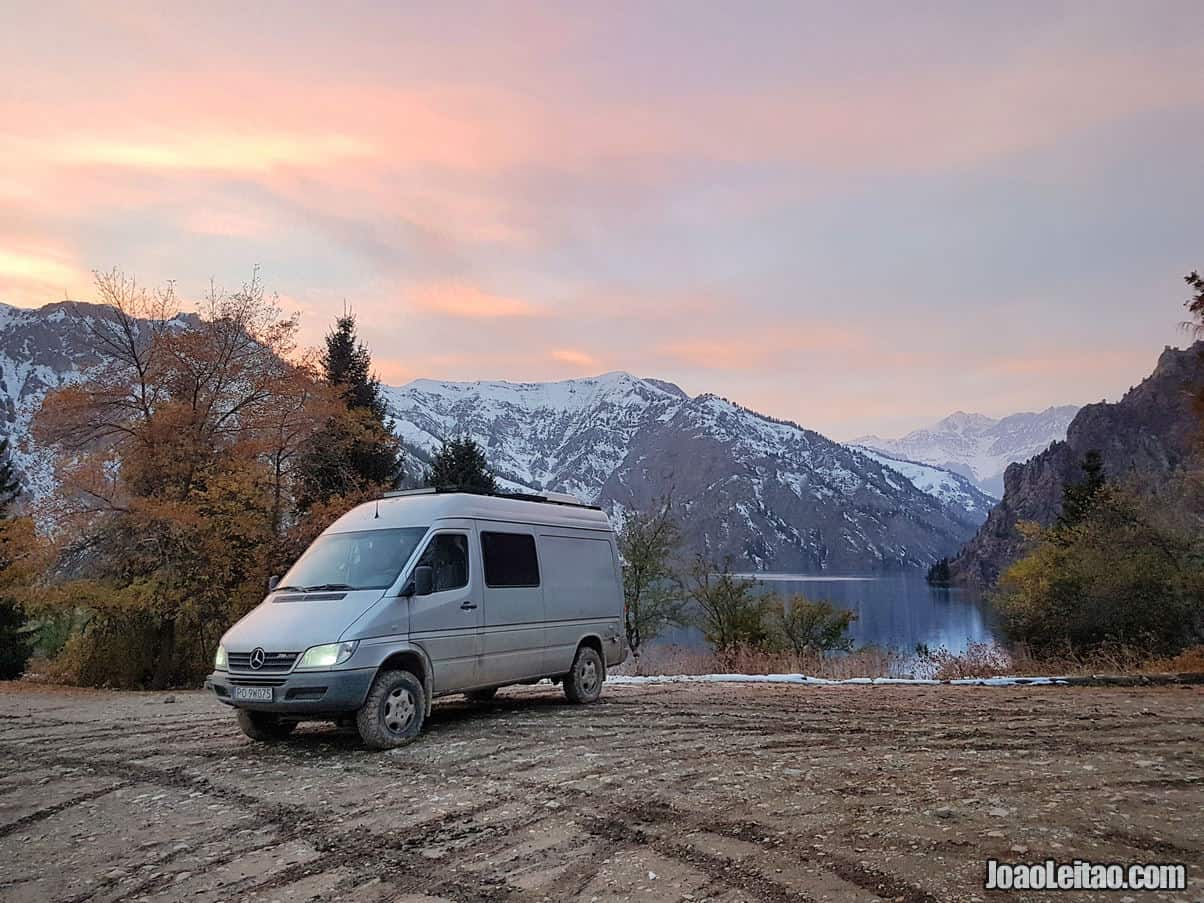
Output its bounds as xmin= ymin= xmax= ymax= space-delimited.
xmin=357 ymin=669 xmax=425 ymax=750
xmin=563 ymin=646 xmax=604 ymax=704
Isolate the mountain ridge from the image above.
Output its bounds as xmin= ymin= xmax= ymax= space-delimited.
xmin=856 ymin=404 xmax=1080 ymax=496
xmin=382 ymin=371 xmax=991 ymax=571
xmin=947 ymin=343 xmax=1204 ymax=586
xmin=0 ymin=299 xmax=1006 ymax=572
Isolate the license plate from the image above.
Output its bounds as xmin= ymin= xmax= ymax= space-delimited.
xmin=233 ymin=686 xmax=273 ymax=702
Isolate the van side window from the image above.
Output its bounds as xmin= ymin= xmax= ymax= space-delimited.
xmin=480 ymin=532 xmax=540 ymax=588
xmin=415 ymin=533 xmax=469 ymax=592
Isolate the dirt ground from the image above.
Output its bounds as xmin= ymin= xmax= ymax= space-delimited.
xmin=1 ymin=681 xmax=1201 ymax=903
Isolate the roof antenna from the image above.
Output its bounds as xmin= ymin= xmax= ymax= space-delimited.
xmin=374 ymin=498 xmax=380 ymax=519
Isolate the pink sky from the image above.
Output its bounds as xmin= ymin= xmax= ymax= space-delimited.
xmin=2 ymin=2 xmax=1202 ymax=438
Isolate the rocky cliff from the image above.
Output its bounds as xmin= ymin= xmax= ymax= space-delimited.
xmin=948 ymin=343 xmax=1204 ymax=585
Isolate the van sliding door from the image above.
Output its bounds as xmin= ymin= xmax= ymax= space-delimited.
xmin=478 ymin=526 xmax=546 ymax=685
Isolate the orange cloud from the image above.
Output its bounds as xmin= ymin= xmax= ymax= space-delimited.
xmin=409 ymin=282 xmax=537 ymax=319
xmin=51 ymin=131 xmax=374 ymax=174
xmin=549 ymin=348 xmax=599 ymax=368
xmin=657 ymin=324 xmax=866 ymax=370
xmin=0 ymin=245 xmax=90 ymax=305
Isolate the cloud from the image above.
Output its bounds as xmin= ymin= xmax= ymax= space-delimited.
xmin=0 ymin=4 xmax=1200 ymax=438
xmin=549 ymin=348 xmax=599 ymax=369
xmin=409 ymin=283 xmax=538 ymax=319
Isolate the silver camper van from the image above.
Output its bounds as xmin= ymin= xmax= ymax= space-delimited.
xmin=205 ymin=489 xmax=627 ymax=749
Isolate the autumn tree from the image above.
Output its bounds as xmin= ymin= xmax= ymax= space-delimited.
xmin=424 ymin=437 xmax=497 ymax=494
xmin=996 ymin=484 xmax=1204 ymax=654
xmin=296 ymin=311 xmax=403 ymax=508
xmin=617 ymin=497 xmax=685 ymax=657
xmin=33 ymin=268 xmax=332 ymax=688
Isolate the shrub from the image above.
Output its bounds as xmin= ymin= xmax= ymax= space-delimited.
xmin=0 ymin=599 xmax=31 ymax=679
xmin=770 ymin=595 xmax=856 ymax=654
xmin=618 ymin=497 xmax=686 ymax=657
xmin=684 ymin=556 xmax=773 ymax=655
xmin=995 ymin=486 xmax=1204 ymax=655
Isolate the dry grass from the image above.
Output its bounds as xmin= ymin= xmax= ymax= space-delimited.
xmin=616 ymin=642 xmax=1204 ymax=681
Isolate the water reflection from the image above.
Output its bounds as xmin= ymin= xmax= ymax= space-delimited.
xmin=653 ymin=573 xmax=1001 ymax=655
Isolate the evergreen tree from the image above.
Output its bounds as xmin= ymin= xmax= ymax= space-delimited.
xmin=424 ymin=437 xmax=497 ymax=494
xmin=1057 ymin=450 xmax=1106 ymax=530
xmin=926 ymin=557 xmax=952 ymax=586
xmin=0 ymin=439 xmax=31 ymax=679
xmin=297 ymin=311 xmax=403 ymax=507
xmin=0 ymin=439 xmax=17 ymax=511
xmin=1185 ymin=270 xmax=1204 ymax=334
xmin=322 ymin=311 xmax=389 ymax=419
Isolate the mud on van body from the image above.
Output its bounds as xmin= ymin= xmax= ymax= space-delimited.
xmin=205 ymin=489 xmax=627 ymax=749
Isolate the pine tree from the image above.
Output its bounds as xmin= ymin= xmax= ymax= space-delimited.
xmin=297 ymin=311 xmax=403 ymax=507
xmin=424 ymin=437 xmax=497 ymax=494
xmin=1057 ymin=450 xmax=1106 ymax=530
xmin=1185 ymin=270 xmax=1204 ymax=334
xmin=926 ymin=557 xmax=952 ymax=586
xmin=0 ymin=439 xmax=31 ymax=679
xmin=0 ymin=439 xmax=17 ymax=511
xmin=322 ymin=311 xmax=388 ymax=419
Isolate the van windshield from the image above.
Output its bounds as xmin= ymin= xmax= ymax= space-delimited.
xmin=279 ymin=527 xmax=429 ymax=592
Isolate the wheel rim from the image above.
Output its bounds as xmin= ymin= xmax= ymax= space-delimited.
xmin=383 ymin=686 xmax=416 ymax=733
xmin=578 ymin=658 xmax=599 ymax=694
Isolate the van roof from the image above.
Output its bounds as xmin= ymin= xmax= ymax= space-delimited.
xmin=326 ymin=489 xmax=614 ymax=534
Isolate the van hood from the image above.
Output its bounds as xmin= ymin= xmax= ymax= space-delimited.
xmin=221 ymin=589 xmax=391 ymax=653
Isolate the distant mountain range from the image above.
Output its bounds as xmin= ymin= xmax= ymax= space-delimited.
xmin=384 ymin=373 xmax=992 ymax=571
xmin=855 ymin=406 xmax=1080 ymax=496
xmin=0 ymin=299 xmax=999 ymax=573
xmin=949 ymin=344 xmax=1204 ymax=586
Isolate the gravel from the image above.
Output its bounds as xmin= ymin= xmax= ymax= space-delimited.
xmin=1 ymin=680 xmax=1201 ymax=902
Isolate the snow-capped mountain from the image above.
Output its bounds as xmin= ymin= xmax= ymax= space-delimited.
xmin=854 ymin=406 xmax=1080 ymax=496
xmin=847 ymin=446 xmax=996 ymax=523
xmin=0 ymin=301 xmax=115 ymax=495
xmin=0 ymin=300 xmax=197 ymax=495
xmin=384 ymin=374 xmax=988 ymax=572
xmin=1 ymin=299 xmax=989 ymax=573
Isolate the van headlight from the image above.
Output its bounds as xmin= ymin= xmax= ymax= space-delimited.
xmin=296 ymin=642 xmax=358 ymax=670
xmin=214 ymin=645 xmax=228 ymax=671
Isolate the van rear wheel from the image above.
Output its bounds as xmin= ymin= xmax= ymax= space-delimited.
xmin=357 ymin=669 xmax=425 ymax=750
xmin=236 ymin=709 xmax=296 ymax=742
xmin=563 ymin=646 xmax=604 ymax=704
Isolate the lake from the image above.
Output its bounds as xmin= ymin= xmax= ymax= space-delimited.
xmin=652 ymin=573 xmax=1002 ymax=654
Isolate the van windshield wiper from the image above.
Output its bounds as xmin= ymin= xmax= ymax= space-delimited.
xmin=272 ymin=585 xmax=306 ymax=593
xmin=303 ymin=583 xmax=355 ymax=592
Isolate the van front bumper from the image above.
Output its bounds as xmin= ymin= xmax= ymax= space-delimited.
xmin=205 ymin=668 xmax=375 ymax=716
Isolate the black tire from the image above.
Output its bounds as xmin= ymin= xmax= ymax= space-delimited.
xmin=356 ymin=669 xmax=425 ymax=750
xmin=236 ymin=709 xmax=297 ymax=742
xmin=465 ymin=687 xmax=498 ymax=703
xmin=563 ymin=645 xmax=604 ymax=704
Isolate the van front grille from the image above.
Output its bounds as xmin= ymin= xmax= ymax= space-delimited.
xmin=228 ymin=651 xmax=299 ymax=673
xmin=229 ymin=676 xmax=288 ymax=687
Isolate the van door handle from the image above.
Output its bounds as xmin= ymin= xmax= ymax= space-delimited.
xmin=460 ymin=601 xmax=478 ymax=610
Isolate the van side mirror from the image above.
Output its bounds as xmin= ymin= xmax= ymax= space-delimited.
xmin=267 ymin=574 xmax=280 ymax=592
xmin=412 ymin=565 xmax=434 ymax=597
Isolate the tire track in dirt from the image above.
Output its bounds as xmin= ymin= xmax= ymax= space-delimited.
xmin=0 ymin=745 xmax=528 ymax=901
xmin=0 ymin=781 xmax=130 ymax=839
